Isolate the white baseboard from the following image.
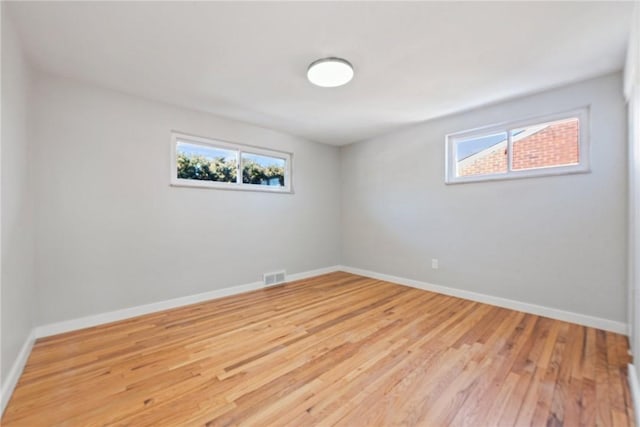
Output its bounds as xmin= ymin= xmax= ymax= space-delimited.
xmin=285 ymin=265 xmax=342 ymax=282
xmin=27 ymin=264 xmax=628 ymax=339
xmin=34 ymin=265 xmax=341 ymax=339
xmin=338 ymin=265 xmax=628 ymax=335
xmin=1 ymin=330 xmax=36 ymax=415
xmin=629 ymin=364 xmax=640 ymax=421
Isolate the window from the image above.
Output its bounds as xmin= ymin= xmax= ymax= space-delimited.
xmin=445 ymin=108 xmax=589 ymax=184
xmin=171 ymin=132 xmax=292 ymax=192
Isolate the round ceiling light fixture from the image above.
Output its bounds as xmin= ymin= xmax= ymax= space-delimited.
xmin=307 ymin=57 xmax=354 ymax=88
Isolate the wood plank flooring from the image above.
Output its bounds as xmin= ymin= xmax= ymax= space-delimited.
xmin=2 ymin=272 xmax=634 ymax=426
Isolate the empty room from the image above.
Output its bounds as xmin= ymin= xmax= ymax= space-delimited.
xmin=1 ymin=1 xmax=639 ymax=425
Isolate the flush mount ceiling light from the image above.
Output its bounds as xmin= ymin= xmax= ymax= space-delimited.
xmin=307 ymin=57 xmax=354 ymax=88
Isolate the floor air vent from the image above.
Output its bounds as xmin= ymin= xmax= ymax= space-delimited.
xmin=263 ymin=270 xmax=286 ymax=286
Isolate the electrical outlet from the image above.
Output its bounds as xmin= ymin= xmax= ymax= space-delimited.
xmin=431 ymin=259 xmax=439 ymax=269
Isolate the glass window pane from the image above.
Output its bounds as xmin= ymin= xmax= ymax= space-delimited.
xmin=176 ymin=141 xmax=238 ymax=183
xmin=511 ymin=118 xmax=579 ymax=171
xmin=241 ymin=152 xmax=286 ymax=187
xmin=455 ymin=132 xmax=508 ymax=177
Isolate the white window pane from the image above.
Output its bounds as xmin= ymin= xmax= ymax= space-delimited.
xmin=241 ymin=152 xmax=286 ymax=187
xmin=511 ymin=118 xmax=579 ymax=171
xmin=176 ymin=141 xmax=238 ymax=183
xmin=456 ymin=132 xmax=508 ymax=177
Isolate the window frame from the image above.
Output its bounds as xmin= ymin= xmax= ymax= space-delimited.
xmin=170 ymin=131 xmax=293 ymax=193
xmin=445 ymin=107 xmax=590 ymax=184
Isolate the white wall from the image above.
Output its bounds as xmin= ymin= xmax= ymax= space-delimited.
xmin=1 ymin=11 xmax=36 ymax=385
xmin=624 ymin=2 xmax=640 ymax=392
xmin=341 ymin=72 xmax=627 ymax=323
xmin=31 ymin=73 xmax=341 ymax=325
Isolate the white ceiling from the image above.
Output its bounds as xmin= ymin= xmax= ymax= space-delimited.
xmin=7 ymin=1 xmax=633 ymax=145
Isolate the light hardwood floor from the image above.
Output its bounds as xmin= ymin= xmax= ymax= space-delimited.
xmin=2 ymin=272 xmax=635 ymax=426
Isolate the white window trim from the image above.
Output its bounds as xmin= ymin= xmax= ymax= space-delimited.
xmin=170 ymin=131 xmax=293 ymax=193
xmin=445 ymin=107 xmax=590 ymax=184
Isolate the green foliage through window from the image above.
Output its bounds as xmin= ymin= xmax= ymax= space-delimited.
xmin=177 ymin=153 xmax=238 ymax=183
xmin=176 ymin=154 xmax=285 ymax=186
xmin=173 ymin=136 xmax=290 ymax=191
xmin=242 ymin=160 xmax=285 ymax=186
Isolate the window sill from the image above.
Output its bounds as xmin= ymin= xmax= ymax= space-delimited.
xmin=445 ymin=165 xmax=590 ymax=185
xmin=170 ymin=179 xmax=293 ymax=193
